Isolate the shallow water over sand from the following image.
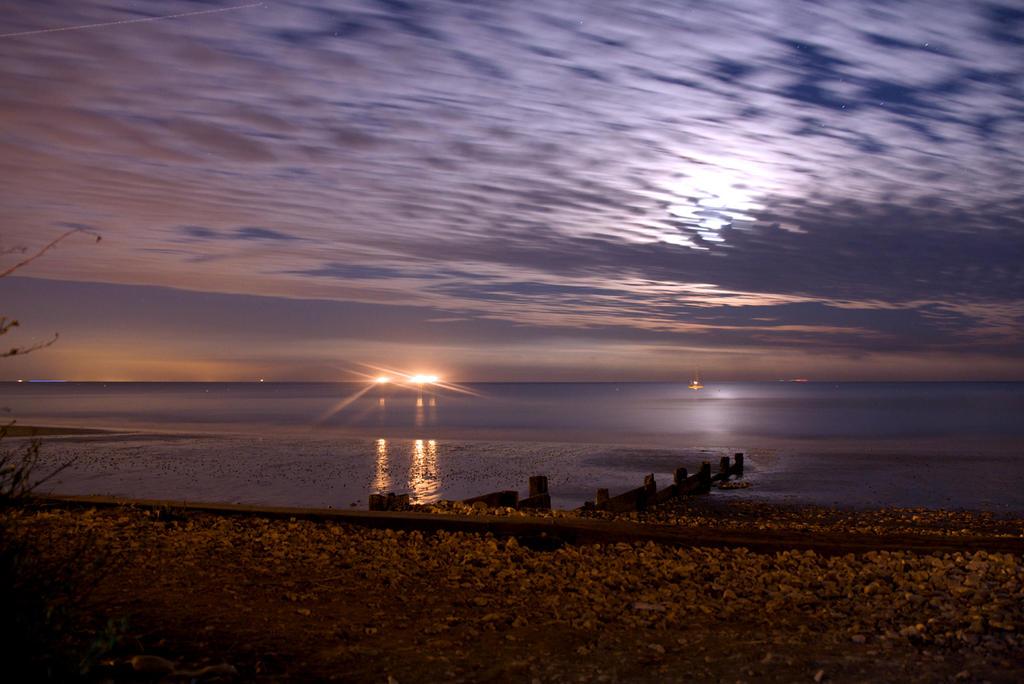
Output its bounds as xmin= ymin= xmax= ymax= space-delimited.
xmin=3 ymin=381 xmax=1023 ymax=512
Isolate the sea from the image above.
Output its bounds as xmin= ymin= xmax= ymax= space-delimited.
xmin=2 ymin=381 xmax=1022 ymax=513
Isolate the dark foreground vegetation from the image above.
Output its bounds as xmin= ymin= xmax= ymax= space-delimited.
xmin=1 ymin=429 xmax=127 ymax=681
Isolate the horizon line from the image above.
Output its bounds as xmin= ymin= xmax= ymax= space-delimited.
xmin=3 ymin=378 xmax=1022 ymax=384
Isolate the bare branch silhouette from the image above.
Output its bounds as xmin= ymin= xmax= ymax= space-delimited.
xmin=1 ymin=228 xmax=99 ymax=356
xmin=0 ymin=227 xmax=101 ymax=279
xmin=1 ymin=321 xmax=58 ymax=358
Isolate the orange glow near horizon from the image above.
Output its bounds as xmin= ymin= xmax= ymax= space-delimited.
xmin=354 ymin=363 xmax=483 ymax=398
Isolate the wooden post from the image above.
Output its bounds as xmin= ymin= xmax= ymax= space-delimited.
xmin=712 ymin=456 xmax=732 ymax=483
xmin=520 ymin=475 xmax=551 ymax=510
xmin=699 ymin=461 xmax=712 ymax=494
xmin=639 ymin=474 xmax=655 ymax=510
xmin=368 ymin=494 xmax=385 ymax=511
xmin=672 ymin=467 xmax=688 ymax=499
xmin=733 ymin=453 xmax=744 ymax=476
xmin=674 ymin=467 xmax=688 ymax=488
xmin=596 ymin=488 xmax=610 ymax=506
xmin=529 ymin=475 xmax=549 ymax=497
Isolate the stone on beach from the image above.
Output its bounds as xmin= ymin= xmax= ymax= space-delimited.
xmin=130 ymin=654 xmax=175 ymax=675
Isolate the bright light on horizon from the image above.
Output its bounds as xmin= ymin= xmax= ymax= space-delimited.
xmin=356 ymin=363 xmax=483 ymax=397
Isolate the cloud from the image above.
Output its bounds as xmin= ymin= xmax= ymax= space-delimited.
xmin=164 ymin=118 xmax=276 ymax=162
xmin=234 ymin=227 xmax=301 ymax=241
xmin=176 ymin=226 xmax=303 ymax=242
xmin=286 ymin=262 xmax=441 ymax=280
xmin=2 ymin=0 xmax=1022 ymax=379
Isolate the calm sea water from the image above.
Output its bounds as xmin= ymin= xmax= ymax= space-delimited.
xmin=2 ymin=382 xmax=1022 ymax=512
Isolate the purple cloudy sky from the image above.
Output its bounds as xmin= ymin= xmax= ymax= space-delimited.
xmin=1 ymin=0 xmax=1022 ymax=381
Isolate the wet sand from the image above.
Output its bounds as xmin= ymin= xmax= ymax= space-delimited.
xmin=18 ymin=427 xmax=1024 ymax=514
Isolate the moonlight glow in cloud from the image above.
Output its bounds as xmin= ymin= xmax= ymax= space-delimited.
xmin=1 ymin=0 xmax=1022 ymax=381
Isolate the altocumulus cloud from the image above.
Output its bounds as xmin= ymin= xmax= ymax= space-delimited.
xmin=1 ymin=0 xmax=1022 ymax=378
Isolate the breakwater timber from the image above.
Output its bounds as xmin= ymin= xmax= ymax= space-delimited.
xmin=370 ymin=453 xmax=745 ymax=513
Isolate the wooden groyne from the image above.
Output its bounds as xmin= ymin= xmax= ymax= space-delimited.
xmin=370 ymin=453 xmax=746 ymax=513
xmin=587 ymin=453 xmax=744 ymax=513
xmin=370 ymin=475 xmax=552 ymax=512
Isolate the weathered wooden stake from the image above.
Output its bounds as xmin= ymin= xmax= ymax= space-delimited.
xmin=596 ymin=488 xmax=610 ymax=505
xmin=673 ymin=467 xmax=688 ymax=489
xmin=712 ymin=455 xmax=733 ymax=483
xmin=529 ymin=475 xmax=549 ymax=497
xmin=699 ymin=461 xmax=712 ymax=494
xmin=733 ymin=453 xmax=744 ymax=476
xmin=520 ymin=474 xmax=552 ymax=510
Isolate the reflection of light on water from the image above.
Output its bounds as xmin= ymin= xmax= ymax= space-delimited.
xmin=409 ymin=438 xmax=440 ymax=502
xmin=374 ymin=438 xmax=439 ymax=501
xmin=415 ymin=393 xmax=438 ymax=428
xmin=374 ymin=438 xmax=390 ymax=492
xmin=693 ymin=398 xmax=729 ymax=433
xmin=684 ymin=387 xmax=737 ymax=434
xmin=656 ymin=387 xmax=733 ymax=434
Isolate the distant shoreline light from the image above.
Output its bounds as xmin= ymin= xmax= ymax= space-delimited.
xmin=372 ymin=373 xmax=440 ymax=385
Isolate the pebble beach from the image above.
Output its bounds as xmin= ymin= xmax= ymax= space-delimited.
xmin=12 ymin=495 xmax=1024 ymax=683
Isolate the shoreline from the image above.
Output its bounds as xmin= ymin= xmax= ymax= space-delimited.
xmin=11 ymin=423 xmax=1024 ymax=514
xmin=29 ymin=492 xmax=1024 ymax=555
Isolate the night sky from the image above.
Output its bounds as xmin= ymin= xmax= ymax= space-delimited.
xmin=2 ymin=0 xmax=1022 ymax=382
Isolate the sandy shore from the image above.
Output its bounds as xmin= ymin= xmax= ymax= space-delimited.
xmin=8 ymin=495 xmax=1023 ymax=683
